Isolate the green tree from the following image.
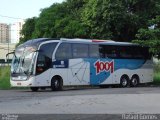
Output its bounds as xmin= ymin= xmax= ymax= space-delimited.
xmin=82 ymin=0 xmax=160 ymax=41
xmin=19 ymin=0 xmax=160 ymax=59
xmin=19 ymin=17 xmax=37 ymax=44
xmin=33 ymin=3 xmax=66 ymax=38
xmin=134 ymin=15 xmax=160 ymax=58
xmin=33 ymin=0 xmax=87 ymax=38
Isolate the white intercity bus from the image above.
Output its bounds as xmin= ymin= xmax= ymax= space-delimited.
xmin=10 ymin=38 xmax=153 ymax=91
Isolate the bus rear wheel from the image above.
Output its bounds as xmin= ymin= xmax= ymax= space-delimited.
xmin=130 ymin=76 xmax=139 ymax=87
xmin=120 ymin=75 xmax=129 ymax=88
xmin=30 ymin=87 xmax=39 ymax=92
xmin=51 ymin=76 xmax=63 ymax=91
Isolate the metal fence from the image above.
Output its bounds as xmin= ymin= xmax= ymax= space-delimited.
xmin=0 ymin=59 xmax=12 ymax=66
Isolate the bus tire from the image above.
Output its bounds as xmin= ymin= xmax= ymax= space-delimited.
xmin=51 ymin=76 xmax=63 ymax=91
xmin=40 ymin=87 xmax=46 ymax=90
xmin=130 ymin=75 xmax=139 ymax=87
xmin=30 ymin=87 xmax=39 ymax=92
xmin=120 ymin=75 xmax=129 ymax=88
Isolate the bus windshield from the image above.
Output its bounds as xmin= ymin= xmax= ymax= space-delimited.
xmin=11 ymin=46 xmax=36 ymax=76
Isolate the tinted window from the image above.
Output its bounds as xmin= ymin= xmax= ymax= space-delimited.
xmin=98 ymin=45 xmax=151 ymax=59
xmin=105 ymin=45 xmax=118 ymax=58
xmin=89 ymin=44 xmax=99 ymax=58
xmin=119 ymin=46 xmax=133 ymax=58
xmin=99 ymin=45 xmax=105 ymax=58
xmin=72 ymin=44 xmax=89 ymax=58
xmin=55 ymin=43 xmax=72 ymax=60
xmin=117 ymin=46 xmax=151 ymax=59
xmin=99 ymin=45 xmax=119 ymax=58
xmin=143 ymin=47 xmax=151 ymax=59
xmin=132 ymin=46 xmax=151 ymax=59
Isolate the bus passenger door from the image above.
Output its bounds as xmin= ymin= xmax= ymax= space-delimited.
xmin=35 ymin=51 xmax=52 ymax=86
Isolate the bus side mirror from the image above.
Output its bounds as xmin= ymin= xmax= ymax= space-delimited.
xmin=34 ymin=50 xmax=42 ymax=53
xmin=6 ymin=51 xmax=15 ymax=58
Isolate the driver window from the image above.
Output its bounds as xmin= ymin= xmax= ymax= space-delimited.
xmin=36 ymin=42 xmax=57 ymax=74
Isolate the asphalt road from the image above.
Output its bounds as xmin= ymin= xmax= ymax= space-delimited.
xmin=0 ymin=87 xmax=160 ymax=120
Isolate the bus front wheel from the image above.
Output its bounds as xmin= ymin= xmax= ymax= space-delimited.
xmin=51 ymin=76 xmax=63 ymax=91
xmin=120 ymin=75 xmax=129 ymax=88
xmin=30 ymin=87 xmax=39 ymax=92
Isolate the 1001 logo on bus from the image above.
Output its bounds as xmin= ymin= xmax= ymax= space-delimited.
xmin=94 ymin=60 xmax=114 ymax=75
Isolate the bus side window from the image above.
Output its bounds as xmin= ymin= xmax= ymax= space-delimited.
xmin=72 ymin=44 xmax=89 ymax=58
xmin=134 ymin=46 xmax=151 ymax=59
xmin=99 ymin=45 xmax=105 ymax=58
xmin=55 ymin=43 xmax=72 ymax=60
xmin=142 ymin=47 xmax=151 ymax=59
xmin=105 ymin=45 xmax=118 ymax=58
xmin=89 ymin=44 xmax=99 ymax=58
xmin=119 ymin=46 xmax=132 ymax=59
xmin=132 ymin=46 xmax=144 ymax=59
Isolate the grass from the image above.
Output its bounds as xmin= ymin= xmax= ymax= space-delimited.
xmin=0 ymin=66 xmax=11 ymax=89
xmin=153 ymin=72 xmax=160 ymax=85
xmin=153 ymin=63 xmax=160 ymax=85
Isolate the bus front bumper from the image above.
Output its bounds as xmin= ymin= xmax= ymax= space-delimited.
xmin=10 ymin=76 xmax=37 ymax=87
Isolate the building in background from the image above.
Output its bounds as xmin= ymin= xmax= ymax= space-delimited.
xmin=0 ymin=23 xmax=10 ymax=43
xmin=0 ymin=20 xmax=24 ymax=44
xmin=0 ymin=43 xmax=16 ymax=59
xmin=0 ymin=21 xmax=24 ymax=60
xmin=9 ymin=20 xmax=25 ymax=43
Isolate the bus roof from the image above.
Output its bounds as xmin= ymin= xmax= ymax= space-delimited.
xmin=18 ymin=38 xmax=60 ymax=48
xmin=60 ymin=38 xmax=138 ymax=46
xmin=18 ymin=38 xmax=139 ymax=48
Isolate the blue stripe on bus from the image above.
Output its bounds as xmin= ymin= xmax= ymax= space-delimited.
xmin=84 ymin=58 xmax=145 ymax=85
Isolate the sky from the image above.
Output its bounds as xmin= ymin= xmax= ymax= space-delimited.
xmin=0 ymin=0 xmax=64 ymax=24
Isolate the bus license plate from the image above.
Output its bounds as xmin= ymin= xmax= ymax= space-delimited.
xmin=17 ymin=83 xmax=21 ymax=86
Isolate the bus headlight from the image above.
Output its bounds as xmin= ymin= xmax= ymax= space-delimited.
xmin=20 ymin=76 xmax=28 ymax=80
xmin=12 ymin=76 xmax=28 ymax=81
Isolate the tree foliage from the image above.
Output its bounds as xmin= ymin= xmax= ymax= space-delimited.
xmin=19 ymin=17 xmax=37 ymax=44
xmin=33 ymin=0 xmax=87 ymax=39
xmin=19 ymin=0 xmax=160 ymax=56
xmin=82 ymin=0 xmax=160 ymax=41
xmin=133 ymin=15 xmax=160 ymax=58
